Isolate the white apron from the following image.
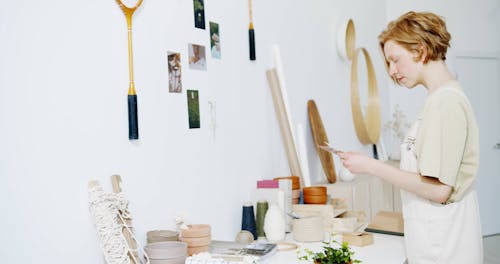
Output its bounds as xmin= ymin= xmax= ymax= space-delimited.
xmin=399 ymin=88 xmax=483 ymax=264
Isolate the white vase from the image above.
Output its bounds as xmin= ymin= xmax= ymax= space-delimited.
xmin=263 ymin=203 xmax=285 ymax=241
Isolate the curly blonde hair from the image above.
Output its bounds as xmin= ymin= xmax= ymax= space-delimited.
xmin=379 ymin=11 xmax=451 ymax=65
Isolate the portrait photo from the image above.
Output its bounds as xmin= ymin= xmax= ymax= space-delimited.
xmin=188 ymin=43 xmax=207 ymax=71
xmin=167 ymin=52 xmax=182 ymax=93
xmin=209 ymin=22 xmax=221 ymax=59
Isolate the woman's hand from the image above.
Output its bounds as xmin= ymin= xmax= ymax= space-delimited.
xmin=337 ymin=151 xmax=378 ymax=175
xmin=338 ymin=151 xmax=452 ymax=203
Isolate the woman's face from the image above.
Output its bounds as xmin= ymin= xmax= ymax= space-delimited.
xmin=383 ymin=40 xmax=423 ymax=88
xmin=192 ymin=45 xmax=200 ymax=56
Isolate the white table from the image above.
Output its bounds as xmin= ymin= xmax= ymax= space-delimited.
xmin=263 ymin=233 xmax=406 ymax=263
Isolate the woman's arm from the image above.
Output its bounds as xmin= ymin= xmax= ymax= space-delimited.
xmin=338 ymin=152 xmax=452 ymax=204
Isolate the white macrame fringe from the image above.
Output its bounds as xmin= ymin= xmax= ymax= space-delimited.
xmin=88 ymin=185 xmax=149 ymax=264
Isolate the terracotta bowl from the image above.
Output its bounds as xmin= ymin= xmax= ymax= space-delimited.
xmin=303 ymin=186 xmax=327 ymax=196
xmin=303 ymin=194 xmax=328 ymax=204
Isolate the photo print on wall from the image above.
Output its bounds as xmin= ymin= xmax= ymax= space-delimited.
xmin=209 ymin=22 xmax=221 ymax=59
xmin=187 ymin=90 xmax=200 ymax=129
xmin=193 ymin=0 xmax=205 ymax=29
xmin=188 ymin=44 xmax=207 ymax=71
xmin=167 ymin=52 xmax=182 ymax=93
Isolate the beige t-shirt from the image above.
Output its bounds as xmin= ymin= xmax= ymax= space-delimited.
xmin=415 ymin=80 xmax=479 ymax=203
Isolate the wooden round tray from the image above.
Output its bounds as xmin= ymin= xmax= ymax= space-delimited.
xmin=307 ymin=100 xmax=337 ymax=183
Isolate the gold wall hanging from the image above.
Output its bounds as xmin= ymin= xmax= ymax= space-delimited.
xmin=336 ymin=18 xmax=356 ymax=61
xmin=337 ymin=18 xmax=381 ymax=145
xmin=350 ymin=48 xmax=381 ymax=144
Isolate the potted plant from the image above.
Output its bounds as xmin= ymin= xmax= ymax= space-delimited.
xmin=297 ymin=239 xmax=361 ymax=264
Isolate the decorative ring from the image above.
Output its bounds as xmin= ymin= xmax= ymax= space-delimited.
xmin=350 ymin=48 xmax=381 ymax=144
xmin=336 ymin=18 xmax=356 ymax=61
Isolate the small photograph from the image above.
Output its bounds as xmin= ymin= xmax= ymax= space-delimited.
xmin=167 ymin=52 xmax=182 ymax=93
xmin=188 ymin=43 xmax=207 ymax=71
xmin=193 ymin=0 xmax=205 ymax=29
xmin=187 ymin=90 xmax=200 ymax=129
xmin=209 ymin=22 xmax=221 ymax=59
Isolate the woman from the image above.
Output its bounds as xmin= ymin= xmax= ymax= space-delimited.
xmin=338 ymin=11 xmax=483 ymax=263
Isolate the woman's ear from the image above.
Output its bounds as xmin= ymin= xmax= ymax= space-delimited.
xmin=417 ymin=43 xmax=428 ymax=63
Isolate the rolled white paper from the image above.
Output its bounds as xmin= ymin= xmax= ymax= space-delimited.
xmin=296 ymin=123 xmax=311 ymax=187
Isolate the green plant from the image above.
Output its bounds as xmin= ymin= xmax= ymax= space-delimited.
xmin=297 ymin=239 xmax=361 ymax=264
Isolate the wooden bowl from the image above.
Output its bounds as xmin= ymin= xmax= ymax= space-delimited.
xmin=273 ymin=176 xmax=300 ymax=190
xmin=303 ymin=195 xmax=328 ymax=204
xmin=179 ymin=235 xmax=211 ymax=247
xmin=180 ymin=224 xmax=211 ymax=238
xmin=303 ymin=186 xmax=327 ymax=196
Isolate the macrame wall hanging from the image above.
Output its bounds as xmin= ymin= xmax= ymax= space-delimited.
xmin=88 ymin=175 xmax=149 ymax=264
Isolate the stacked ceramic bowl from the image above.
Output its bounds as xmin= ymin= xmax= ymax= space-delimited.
xmin=292 ymin=216 xmax=324 ymax=242
xmin=147 ymin=230 xmax=179 ymax=244
xmin=303 ymin=186 xmax=328 ymax=204
xmin=144 ymin=241 xmax=187 ymax=264
xmin=180 ymin=224 xmax=211 ymax=256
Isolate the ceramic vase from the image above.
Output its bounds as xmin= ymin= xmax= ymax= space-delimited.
xmin=263 ymin=203 xmax=285 ymax=241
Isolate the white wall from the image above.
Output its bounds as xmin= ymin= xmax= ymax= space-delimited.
xmin=0 ymin=0 xmax=497 ymax=263
xmin=0 ymin=1 xmax=386 ymax=263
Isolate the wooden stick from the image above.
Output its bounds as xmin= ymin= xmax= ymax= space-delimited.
xmin=88 ymin=180 xmax=101 ymax=189
xmin=266 ymin=69 xmax=303 ymax=183
xmin=110 ymin=175 xmax=139 ymax=263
